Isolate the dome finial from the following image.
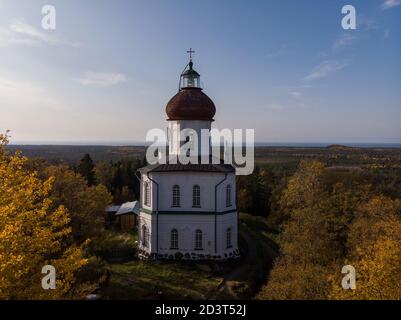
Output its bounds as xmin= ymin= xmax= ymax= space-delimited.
xmin=186 ymin=48 xmax=195 ymax=61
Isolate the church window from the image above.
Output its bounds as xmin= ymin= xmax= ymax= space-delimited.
xmin=226 ymin=184 xmax=232 ymax=207
xmin=195 ymin=229 xmax=203 ymax=250
xmin=144 ymin=181 xmax=151 ymax=206
xmin=142 ymin=225 xmax=149 ymax=248
xmin=226 ymin=228 xmax=232 ymax=249
xmin=192 ymin=185 xmax=201 ymax=207
xmin=170 ymin=229 xmax=178 ymax=249
xmin=172 ymin=185 xmax=180 ymax=207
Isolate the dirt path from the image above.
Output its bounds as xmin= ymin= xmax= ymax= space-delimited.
xmin=208 ymin=224 xmax=278 ymax=300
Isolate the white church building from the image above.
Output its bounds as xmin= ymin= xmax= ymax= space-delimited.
xmin=137 ymin=53 xmax=239 ymax=260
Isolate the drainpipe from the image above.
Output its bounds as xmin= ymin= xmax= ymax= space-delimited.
xmin=147 ymin=172 xmax=159 ymax=257
xmin=134 ymin=171 xmax=142 ymax=233
xmin=214 ymin=173 xmax=227 ymax=254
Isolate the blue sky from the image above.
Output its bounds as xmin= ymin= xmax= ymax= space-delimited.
xmin=1 ymin=0 xmax=400 ymax=144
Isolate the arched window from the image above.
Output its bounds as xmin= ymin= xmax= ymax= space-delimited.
xmin=195 ymin=229 xmax=203 ymax=250
xmin=226 ymin=228 xmax=232 ymax=249
xmin=172 ymin=185 xmax=180 ymax=207
xmin=192 ymin=185 xmax=200 ymax=207
xmin=142 ymin=225 xmax=149 ymax=248
xmin=226 ymin=184 xmax=232 ymax=207
xmin=144 ymin=181 xmax=151 ymax=206
xmin=170 ymin=229 xmax=178 ymax=249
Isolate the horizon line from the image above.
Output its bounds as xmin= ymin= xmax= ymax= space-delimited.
xmin=8 ymin=141 xmax=401 ymax=147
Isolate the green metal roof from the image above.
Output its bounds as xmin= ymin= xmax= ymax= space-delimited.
xmin=182 ymin=68 xmax=200 ymax=76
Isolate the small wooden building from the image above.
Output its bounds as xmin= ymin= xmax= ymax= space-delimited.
xmin=110 ymin=201 xmax=140 ymax=231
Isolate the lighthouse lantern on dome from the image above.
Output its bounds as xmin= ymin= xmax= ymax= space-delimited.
xmin=180 ymin=48 xmax=201 ymax=89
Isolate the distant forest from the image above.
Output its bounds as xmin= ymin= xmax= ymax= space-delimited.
xmin=8 ymin=144 xmax=401 ymax=208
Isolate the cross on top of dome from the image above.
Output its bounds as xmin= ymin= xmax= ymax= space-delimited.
xmin=187 ymin=48 xmax=195 ymax=60
xmin=180 ymin=48 xmax=201 ymax=89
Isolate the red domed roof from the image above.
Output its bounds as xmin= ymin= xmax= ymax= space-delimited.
xmin=166 ymin=87 xmax=216 ymax=121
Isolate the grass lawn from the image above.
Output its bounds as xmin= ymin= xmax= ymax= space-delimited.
xmin=239 ymin=212 xmax=280 ymax=246
xmin=98 ymin=213 xmax=278 ymax=300
xmin=100 ymin=260 xmax=223 ymax=300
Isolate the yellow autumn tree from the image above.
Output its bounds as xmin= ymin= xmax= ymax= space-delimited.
xmin=330 ymin=196 xmax=401 ymax=300
xmin=40 ymin=165 xmax=112 ymax=242
xmin=280 ymin=160 xmax=326 ymax=212
xmin=258 ymin=160 xmax=371 ymax=300
xmin=258 ymin=161 xmax=334 ymax=299
xmin=0 ymin=133 xmax=93 ymax=299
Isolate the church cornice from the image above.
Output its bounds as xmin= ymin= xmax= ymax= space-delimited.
xmin=139 ymin=208 xmax=237 ymax=216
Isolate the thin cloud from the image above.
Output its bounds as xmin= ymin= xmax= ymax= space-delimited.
xmin=0 ymin=20 xmax=58 ymax=47
xmin=9 ymin=21 xmax=58 ymax=44
xmin=358 ymin=15 xmax=378 ymax=31
xmin=318 ymin=32 xmax=357 ymax=58
xmin=382 ymin=0 xmax=401 ymax=9
xmin=304 ymin=60 xmax=348 ymax=81
xmin=332 ymin=33 xmax=356 ymax=51
xmin=0 ymin=20 xmax=80 ymax=47
xmin=79 ymin=72 xmax=128 ymax=87
xmin=327 ymin=16 xmax=376 ymax=56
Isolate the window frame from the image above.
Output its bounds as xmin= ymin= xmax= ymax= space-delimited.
xmin=172 ymin=185 xmax=181 ymax=207
xmin=226 ymin=227 xmax=232 ymax=249
xmin=144 ymin=181 xmax=151 ymax=207
xmin=194 ymin=229 xmax=203 ymax=250
xmin=170 ymin=229 xmax=178 ymax=250
xmin=226 ymin=184 xmax=232 ymax=207
xmin=192 ymin=185 xmax=201 ymax=208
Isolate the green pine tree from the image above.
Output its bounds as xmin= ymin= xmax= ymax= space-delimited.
xmin=77 ymin=153 xmax=95 ymax=186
